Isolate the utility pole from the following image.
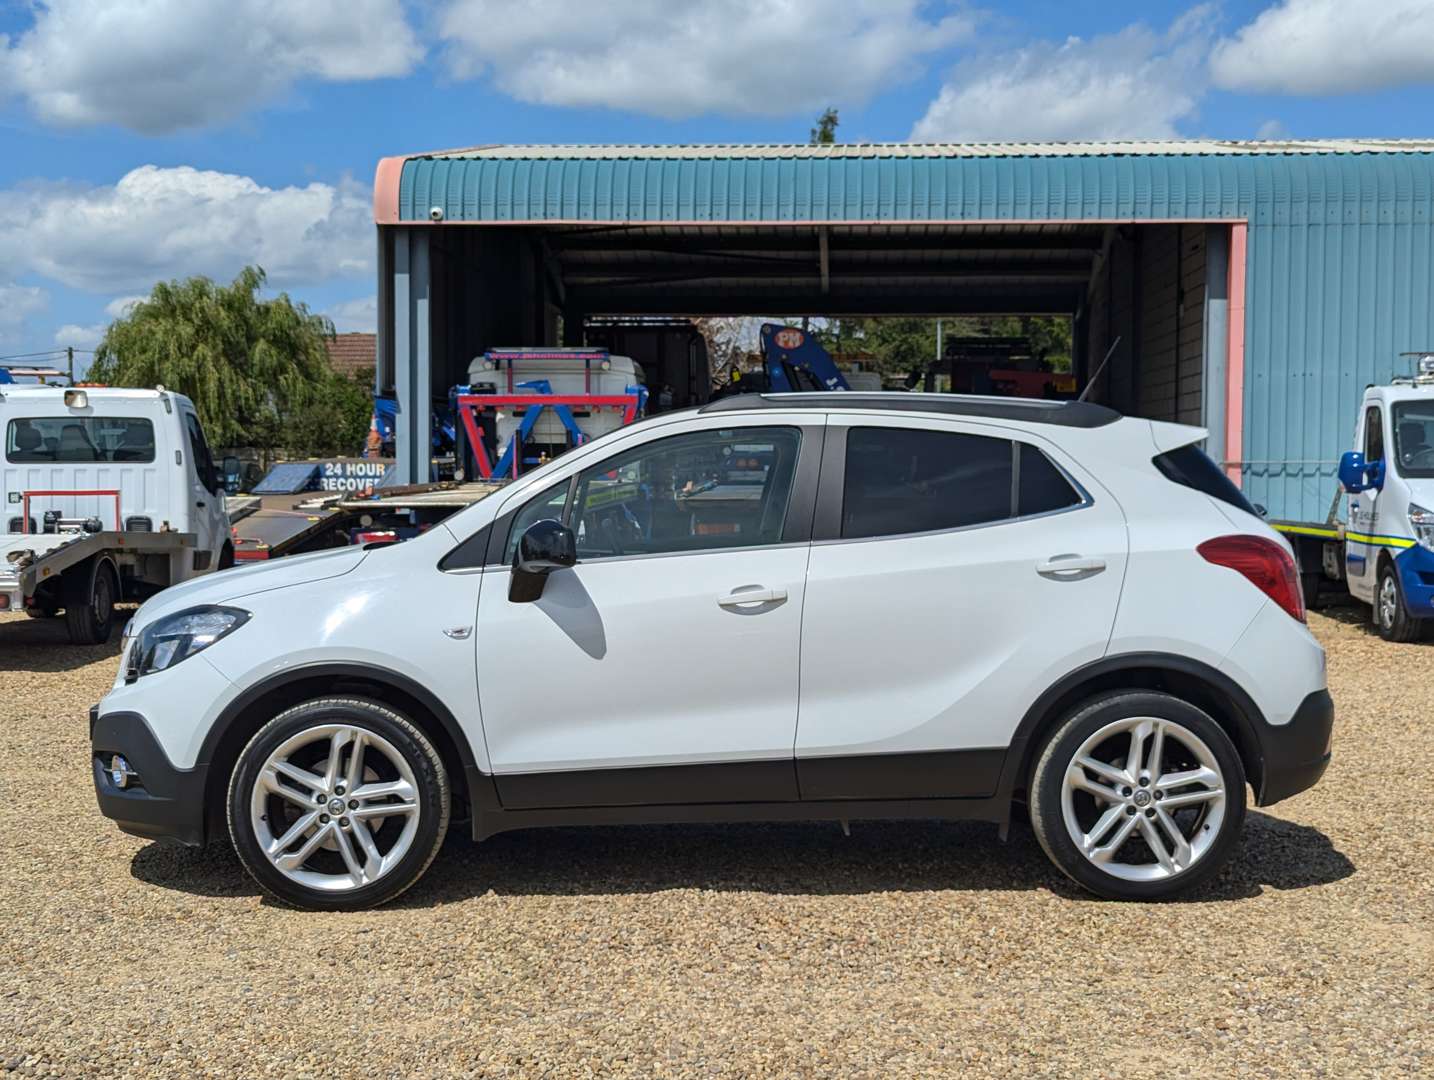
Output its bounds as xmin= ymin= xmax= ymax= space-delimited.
xmin=67 ymin=346 xmax=74 ymax=384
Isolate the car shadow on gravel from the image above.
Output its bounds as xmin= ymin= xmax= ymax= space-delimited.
xmin=0 ymin=608 xmax=132 ymax=671
xmin=130 ymin=809 xmax=1353 ymax=907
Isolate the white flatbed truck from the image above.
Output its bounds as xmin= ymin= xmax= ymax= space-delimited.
xmin=1274 ymin=354 xmax=1434 ymax=641
xmin=0 ymin=385 xmax=232 ymax=643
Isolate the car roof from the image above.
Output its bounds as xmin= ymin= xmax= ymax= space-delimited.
xmin=700 ymin=392 xmax=1120 ymax=429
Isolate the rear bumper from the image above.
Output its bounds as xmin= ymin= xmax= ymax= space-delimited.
xmin=90 ymin=706 xmax=208 ymax=847
xmin=1254 ymin=688 xmax=1334 ymax=806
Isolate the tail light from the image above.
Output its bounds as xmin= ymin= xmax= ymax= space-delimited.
xmin=1197 ymin=534 xmax=1305 ymax=623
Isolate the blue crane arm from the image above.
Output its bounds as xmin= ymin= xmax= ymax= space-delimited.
xmin=759 ymin=324 xmax=850 ymax=393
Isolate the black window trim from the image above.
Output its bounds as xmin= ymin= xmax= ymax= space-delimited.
xmin=441 ymin=420 xmax=827 ymax=571
xmin=812 ymin=420 xmax=1092 ymax=545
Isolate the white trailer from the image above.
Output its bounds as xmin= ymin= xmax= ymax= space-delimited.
xmin=0 ymin=385 xmax=232 ymax=643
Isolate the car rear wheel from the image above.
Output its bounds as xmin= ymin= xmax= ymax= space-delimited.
xmin=1029 ymin=691 xmax=1246 ymax=900
xmin=227 ymin=698 xmax=450 ymax=911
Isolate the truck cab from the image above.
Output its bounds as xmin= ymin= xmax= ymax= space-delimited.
xmin=0 ymin=385 xmax=231 ymax=639
xmin=1339 ymin=365 xmax=1434 ymax=639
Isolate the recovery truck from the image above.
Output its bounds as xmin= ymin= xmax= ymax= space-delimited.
xmin=0 ymin=385 xmax=232 ymax=643
xmin=1276 ymin=353 xmax=1434 ymax=641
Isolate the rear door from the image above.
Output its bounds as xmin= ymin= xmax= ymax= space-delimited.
xmin=794 ymin=415 xmax=1129 ymax=800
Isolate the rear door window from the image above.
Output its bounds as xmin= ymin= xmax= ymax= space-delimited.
xmin=6 ymin=417 xmax=155 ymax=463
xmin=840 ymin=427 xmax=1087 ymax=540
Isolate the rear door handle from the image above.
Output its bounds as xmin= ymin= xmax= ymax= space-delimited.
xmin=1036 ymin=555 xmax=1106 ymax=577
xmin=717 ymin=585 xmax=788 ymax=608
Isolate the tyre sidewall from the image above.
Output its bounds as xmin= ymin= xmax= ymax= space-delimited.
xmin=1375 ymin=561 xmax=1418 ymax=642
xmin=227 ymin=699 xmax=449 ymax=911
xmin=1030 ymin=691 xmax=1247 ymax=901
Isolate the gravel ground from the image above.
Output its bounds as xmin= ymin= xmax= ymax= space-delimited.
xmin=0 ymin=604 xmax=1430 ymax=1078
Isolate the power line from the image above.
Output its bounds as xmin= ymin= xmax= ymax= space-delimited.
xmin=0 ymin=348 xmax=69 ymax=362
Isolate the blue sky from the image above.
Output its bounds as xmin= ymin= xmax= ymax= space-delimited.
xmin=2 ymin=0 xmax=1432 ymax=369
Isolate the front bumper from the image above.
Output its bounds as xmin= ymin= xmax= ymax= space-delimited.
xmin=1396 ymin=543 xmax=1434 ymax=616
xmin=90 ymin=706 xmax=208 ymax=847
xmin=1254 ymin=688 xmax=1334 ymax=806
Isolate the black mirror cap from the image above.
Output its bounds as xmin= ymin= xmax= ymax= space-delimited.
xmin=515 ymin=519 xmax=577 ymax=575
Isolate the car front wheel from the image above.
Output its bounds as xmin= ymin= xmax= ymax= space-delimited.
xmin=1029 ymin=691 xmax=1246 ymax=900
xmin=227 ymin=698 xmax=450 ymax=911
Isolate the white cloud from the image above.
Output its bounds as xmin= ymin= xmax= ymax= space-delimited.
xmin=104 ymin=296 xmax=146 ymax=319
xmin=912 ymin=9 xmax=1212 ymax=142
xmin=327 ymin=296 xmax=378 ymax=334
xmin=1256 ymin=118 xmax=1290 ymax=141
xmin=52 ymin=322 xmax=107 ymax=350
xmin=0 ymin=0 xmax=421 ymax=133
xmin=1212 ymin=0 xmax=1434 ymax=95
xmin=437 ymin=0 xmax=976 ymax=118
xmin=0 ymin=165 xmax=373 ymax=295
xmin=0 ymin=283 xmax=48 ymax=345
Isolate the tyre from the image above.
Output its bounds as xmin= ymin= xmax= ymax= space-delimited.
xmin=63 ymin=558 xmax=117 ymax=645
xmin=227 ymin=698 xmax=450 ymax=911
xmin=1029 ymin=691 xmax=1246 ymax=900
xmin=1374 ymin=560 xmax=1422 ymax=643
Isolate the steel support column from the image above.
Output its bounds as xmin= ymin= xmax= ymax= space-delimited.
xmin=393 ymin=228 xmax=432 ymax=485
xmin=1202 ymin=224 xmax=1231 ymax=463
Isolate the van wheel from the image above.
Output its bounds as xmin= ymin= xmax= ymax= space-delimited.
xmin=227 ymin=699 xmax=450 ymax=911
xmin=63 ymin=558 xmax=117 ymax=645
xmin=1374 ymin=561 xmax=1421 ymax=642
xmin=1029 ymin=691 xmax=1246 ymax=901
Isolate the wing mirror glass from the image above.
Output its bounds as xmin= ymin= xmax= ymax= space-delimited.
xmin=509 ymin=519 xmax=577 ymax=602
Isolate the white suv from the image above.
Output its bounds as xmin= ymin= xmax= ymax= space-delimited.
xmin=91 ymin=394 xmax=1332 ymax=909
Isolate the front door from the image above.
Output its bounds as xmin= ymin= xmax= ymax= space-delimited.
xmin=475 ymin=416 xmax=822 ymax=808
xmin=795 ymin=417 xmax=1129 ymax=800
xmin=1347 ymin=403 xmax=1386 ymax=601
xmin=181 ymin=408 xmax=226 ymax=569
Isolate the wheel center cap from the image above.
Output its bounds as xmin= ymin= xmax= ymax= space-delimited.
xmin=328 ymin=797 xmax=346 ymax=815
xmin=1133 ymin=789 xmax=1152 ymax=808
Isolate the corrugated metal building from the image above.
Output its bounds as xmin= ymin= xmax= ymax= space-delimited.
xmin=372 ymin=140 xmax=1434 ymax=522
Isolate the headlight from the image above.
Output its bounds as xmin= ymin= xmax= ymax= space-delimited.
xmin=1410 ymin=503 xmax=1434 ymax=551
xmin=127 ymin=605 xmax=250 ymax=681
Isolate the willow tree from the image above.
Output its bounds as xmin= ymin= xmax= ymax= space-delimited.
xmin=90 ymin=266 xmax=368 ymax=455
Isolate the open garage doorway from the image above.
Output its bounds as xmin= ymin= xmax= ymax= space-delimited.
xmin=380 ymin=220 xmax=1241 ymax=483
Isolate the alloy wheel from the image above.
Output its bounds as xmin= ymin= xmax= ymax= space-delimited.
xmin=1060 ymin=716 xmax=1227 ymax=882
xmin=249 ymin=724 xmax=422 ymax=892
xmin=1379 ymin=573 xmax=1399 ymax=630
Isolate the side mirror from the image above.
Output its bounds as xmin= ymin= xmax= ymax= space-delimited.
xmin=509 ymin=519 xmax=577 ymax=602
xmin=1339 ymin=451 xmax=1370 ymax=493
xmin=1366 ymin=458 xmax=1386 ymax=490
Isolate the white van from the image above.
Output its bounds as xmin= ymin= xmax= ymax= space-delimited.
xmin=0 ymin=385 xmax=231 ymax=642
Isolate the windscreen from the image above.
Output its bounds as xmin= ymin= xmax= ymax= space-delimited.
xmin=1392 ymin=401 xmax=1434 ymax=478
xmin=6 ymin=417 xmax=156 ymax=463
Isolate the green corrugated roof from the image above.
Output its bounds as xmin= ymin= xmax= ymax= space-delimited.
xmin=394 ymin=140 xmax=1434 ymax=225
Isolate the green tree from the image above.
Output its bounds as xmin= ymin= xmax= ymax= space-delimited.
xmin=89 ymin=266 xmax=370 ymax=456
xmin=810 ymin=107 xmax=839 ymax=144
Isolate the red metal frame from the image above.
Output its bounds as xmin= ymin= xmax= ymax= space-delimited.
xmin=20 ymin=489 xmax=121 ymax=533
xmin=454 ymin=393 xmax=641 ymax=480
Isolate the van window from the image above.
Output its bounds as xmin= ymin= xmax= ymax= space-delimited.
xmin=1364 ymin=406 xmax=1385 ymax=464
xmin=6 ymin=417 xmax=155 ymax=463
xmin=1392 ymin=402 xmax=1434 ymax=477
xmin=184 ymin=412 xmax=218 ymax=489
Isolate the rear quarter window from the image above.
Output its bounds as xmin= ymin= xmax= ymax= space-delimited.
xmin=1153 ymin=444 xmax=1258 ymax=516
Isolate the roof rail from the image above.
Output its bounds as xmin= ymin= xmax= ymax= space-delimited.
xmin=700 ymin=392 xmax=1121 ymax=429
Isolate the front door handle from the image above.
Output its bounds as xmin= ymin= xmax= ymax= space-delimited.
xmin=1036 ymin=554 xmax=1106 ymax=578
xmin=717 ymin=585 xmax=788 ymax=608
